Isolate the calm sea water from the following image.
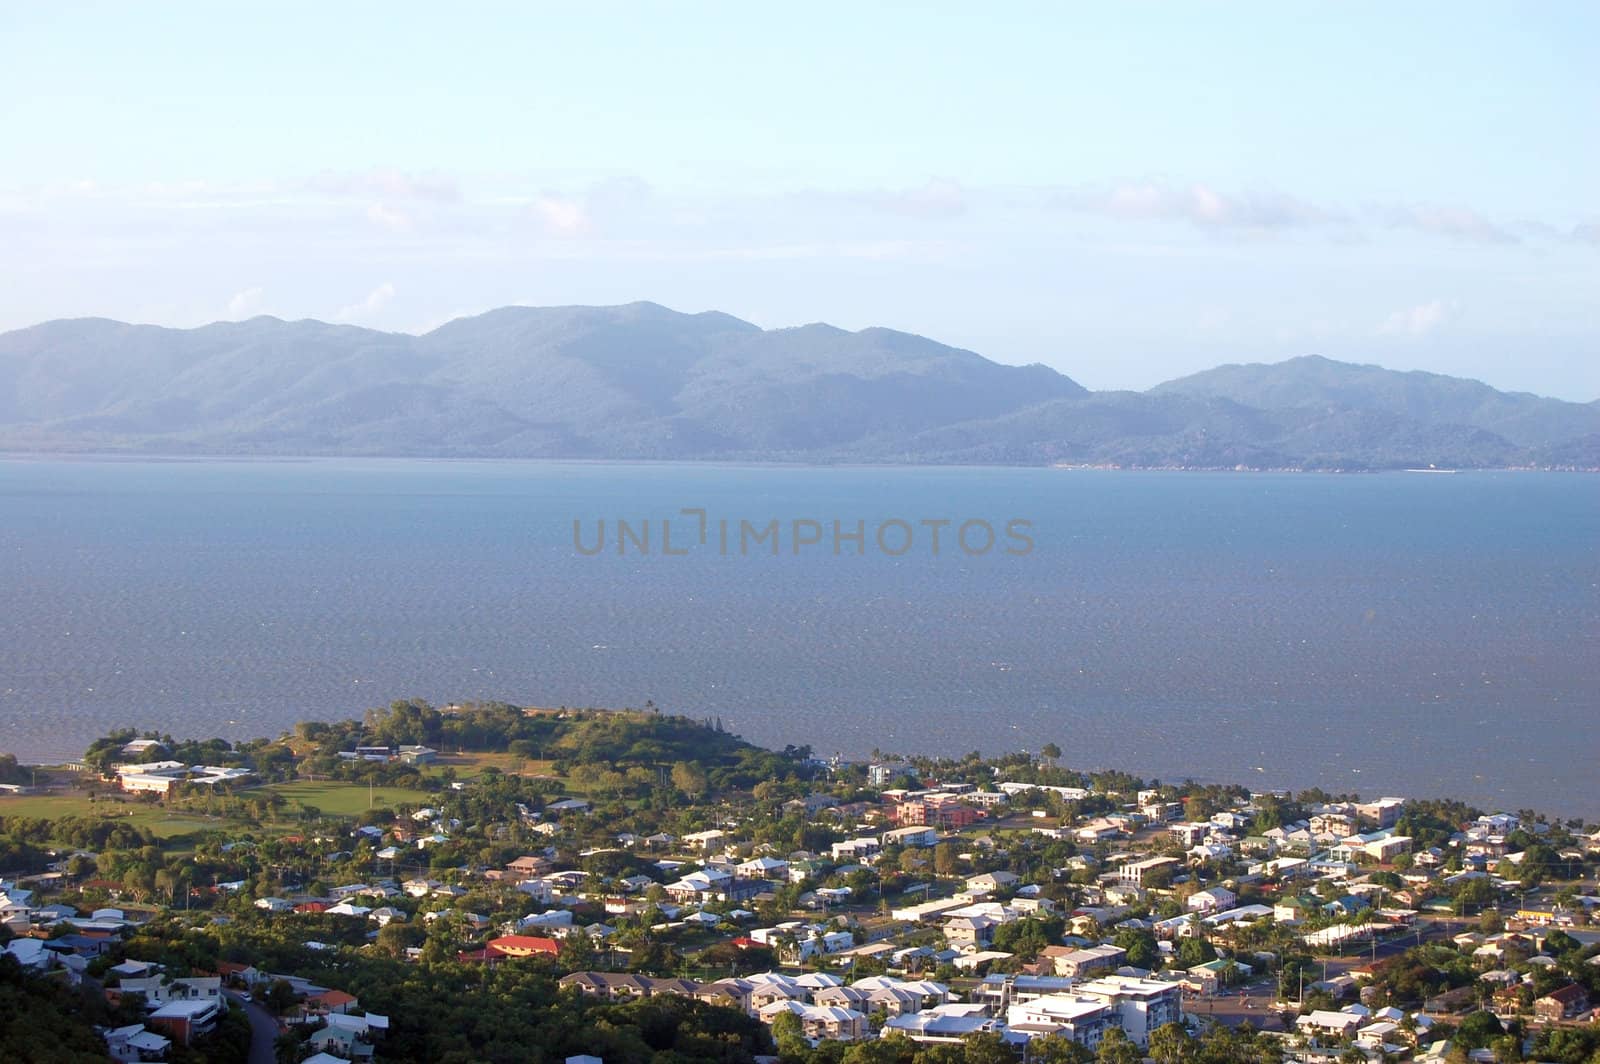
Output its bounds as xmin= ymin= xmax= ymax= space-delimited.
xmin=0 ymin=458 xmax=1595 ymax=815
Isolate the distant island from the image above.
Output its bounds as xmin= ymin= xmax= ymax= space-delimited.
xmin=1 ymin=302 xmax=1596 ymax=470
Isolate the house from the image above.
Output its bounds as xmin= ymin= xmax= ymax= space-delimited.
xmin=486 ymin=934 xmax=562 ymax=959
xmin=1323 ymin=895 xmax=1368 ymax=918
xmin=1116 ymin=855 xmax=1181 ymax=887
xmin=967 ymin=790 xmax=1010 ymax=808
xmin=1364 ymin=835 xmax=1413 ymax=862
xmin=812 ymin=985 xmax=872 ymax=1012
xmin=943 ymin=915 xmax=998 ymax=950
xmin=760 ymin=928 xmax=853 ymax=963
xmin=1298 ymin=1009 xmax=1364 ymax=1038
xmin=291 ymin=989 xmax=359 ymax=1021
xmin=965 ymin=871 xmax=1020 ymax=895
xmin=782 ymin=794 xmax=841 ymax=816
xmin=560 ymin=971 xmax=702 ymax=1003
xmin=831 ymin=837 xmax=881 ymax=862
xmin=119 ymin=738 xmax=168 ymax=758
xmin=148 ymin=999 xmax=221 ymax=1045
xmin=5 ymin=938 xmax=56 ymax=971
xmin=680 ymin=829 xmax=728 ymax=852
xmin=1186 ymin=886 xmax=1237 ymax=913
xmin=696 ymin=978 xmax=755 ymax=1011
xmin=882 ymin=1007 xmax=1007 ymax=1045
xmin=1273 ymin=895 xmax=1320 ymax=924
xmin=1076 ymin=818 xmax=1124 ymax=843
xmin=324 ymin=1012 xmax=388 ymax=1041
xmin=737 ymin=856 xmax=789 ymax=879
xmin=309 ymin=1022 xmax=376 ymax=1060
xmin=217 ymin=961 xmax=261 ymax=987
xmin=1535 ymin=984 xmax=1590 ymax=1022
xmin=758 ymin=1000 xmax=868 ymax=1042
xmin=747 ymin=979 xmax=807 ymax=1012
xmin=664 ymin=869 xmax=738 ymax=905
xmin=1007 ymin=994 xmax=1117 ymax=1049
xmin=882 ymin=825 xmax=939 ymax=849
xmin=1040 ymin=944 xmax=1127 ymax=978
xmin=102 ymin=1023 xmax=171 ymax=1062
xmin=506 ymin=855 xmax=552 ymax=877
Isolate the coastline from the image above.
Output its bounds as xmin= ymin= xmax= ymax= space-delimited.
xmin=1 ymin=449 xmax=1594 ymax=473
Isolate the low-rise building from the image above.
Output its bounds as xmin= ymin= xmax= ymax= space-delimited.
xmin=1535 ymin=984 xmax=1590 ymax=1022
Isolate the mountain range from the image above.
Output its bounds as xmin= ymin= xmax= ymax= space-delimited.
xmin=0 ymin=302 xmax=1595 ymax=469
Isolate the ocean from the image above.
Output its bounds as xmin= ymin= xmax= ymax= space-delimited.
xmin=0 ymin=457 xmax=1595 ymax=815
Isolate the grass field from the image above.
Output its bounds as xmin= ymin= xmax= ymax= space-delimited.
xmin=0 ymin=793 xmax=230 ymax=838
xmin=263 ymin=779 xmax=435 ymax=816
xmin=427 ymin=751 xmax=562 ymax=779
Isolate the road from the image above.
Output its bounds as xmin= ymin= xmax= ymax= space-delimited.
xmin=1198 ymin=915 xmax=1469 ymax=1030
xmin=225 ymin=989 xmax=280 ymax=1064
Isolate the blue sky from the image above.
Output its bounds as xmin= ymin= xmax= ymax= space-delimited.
xmin=2 ymin=2 xmax=1596 ymax=397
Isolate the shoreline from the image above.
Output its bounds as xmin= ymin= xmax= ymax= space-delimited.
xmin=0 ymin=449 xmax=1594 ymax=473
xmin=5 ymin=704 xmax=1591 ymax=825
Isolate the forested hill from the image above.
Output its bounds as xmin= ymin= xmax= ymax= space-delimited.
xmin=84 ymin=699 xmax=810 ymax=795
xmin=1 ymin=303 xmax=1595 ymax=469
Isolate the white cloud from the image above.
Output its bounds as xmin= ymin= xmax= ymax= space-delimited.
xmin=1379 ymin=299 xmax=1454 ymax=336
xmin=703 ymin=239 xmax=951 ymax=262
xmin=859 ymin=179 xmax=968 ymax=218
xmin=365 ymin=202 xmax=412 ymax=231
xmin=1062 ymin=181 xmax=1341 ymax=231
xmin=1376 ymin=204 xmax=1517 ymax=245
xmin=533 ymin=194 xmax=588 ymax=234
xmin=1573 ymin=221 xmax=1600 ymax=246
xmin=225 ymin=286 xmax=264 ymax=317
xmin=334 ymin=282 xmax=396 ymax=323
xmin=308 ymin=169 xmax=459 ymax=202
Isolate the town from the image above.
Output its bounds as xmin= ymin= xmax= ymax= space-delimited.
xmin=1 ymin=701 xmax=1597 ymax=1064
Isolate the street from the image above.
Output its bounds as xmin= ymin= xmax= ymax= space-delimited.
xmin=1199 ymin=915 xmax=1469 ymax=1030
xmin=225 ymin=989 xmax=281 ymax=1064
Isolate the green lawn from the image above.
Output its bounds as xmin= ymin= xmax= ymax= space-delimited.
xmin=423 ymin=751 xmax=563 ymax=780
xmin=264 ymin=779 xmax=435 ymax=816
xmin=0 ymin=793 xmax=228 ymax=838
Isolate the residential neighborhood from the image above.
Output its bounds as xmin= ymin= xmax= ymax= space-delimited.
xmin=1 ymin=704 xmax=1598 ymax=1063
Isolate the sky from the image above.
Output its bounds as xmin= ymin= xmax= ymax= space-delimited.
xmin=2 ymin=2 xmax=1597 ymax=398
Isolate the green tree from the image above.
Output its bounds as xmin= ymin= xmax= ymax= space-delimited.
xmin=1096 ymin=1027 xmax=1142 ymax=1064
xmin=670 ymin=761 xmax=708 ymax=799
xmin=1148 ymin=1021 xmax=1198 ymax=1064
xmin=1176 ymin=934 xmax=1217 ymax=968
xmin=769 ymin=1009 xmax=808 ymax=1059
xmin=961 ymin=1031 xmax=1017 ymax=1064
xmin=263 ymin=978 xmax=298 ymax=1015
xmin=1113 ymin=927 xmax=1161 ymax=971
xmin=1030 ymin=1033 xmax=1094 ymax=1064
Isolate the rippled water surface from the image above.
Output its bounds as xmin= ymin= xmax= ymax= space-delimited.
xmin=1 ymin=458 xmax=1595 ymax=814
